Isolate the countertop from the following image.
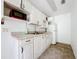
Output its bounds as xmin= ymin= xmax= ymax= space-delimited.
xmin=11 ymin=32 xmax=52 ymax=40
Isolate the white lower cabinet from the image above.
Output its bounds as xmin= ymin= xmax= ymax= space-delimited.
xmin=34 ymin=34 xmax=52 ymax=59
xmin=40 ymin=35 xmax=46 ymax=54
xmin=19 ymin=34 xmax=52 ymax=59
xmin=22 ymin=44 xmax=33 ymax=59
xmin=19 ymin=39 xmax=33 ymax=59
xmin=46 ymin=34 xmax=52 ymax=48
xmin=34 ymin=36 xmax=41 ymax=59
xmin=2 ymin=32 xmax=52 ymax=59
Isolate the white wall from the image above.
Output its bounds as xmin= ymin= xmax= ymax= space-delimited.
xmin=71 ymin=0 xmax=77 ymax=58
xmin=54 ymin=13 xmax=71 ymax=44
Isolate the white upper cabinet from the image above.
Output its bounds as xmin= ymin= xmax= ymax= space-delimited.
xmin=21 ymin=0 xmax=28 ymax=10
xmin=4 ymin=0 xmax=47 ymax=26
xmin=23 ymin=0 xmax=32 ymax=12
xmin=4 ymin=0 xmax=29 ymax=10
xmin=5 ymin=0 xmax=21 ymax=8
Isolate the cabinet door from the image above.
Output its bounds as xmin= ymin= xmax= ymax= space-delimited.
xmin=5 ymin=0 xmax=21 ymax=8
xmin=38 ymin=35 xmax=44 ymax=57
xmin=40 ymin=35 xmax=46 ymax=54
xmin=22 ymin=41 xmax=33 ymax=59
xmin=24 ymin=0 xmax=32 ymax=12
xmin=46 ymin=34 xmax=52 ymax=47
xmin=34 ymin=36 xmax=41 ymax=59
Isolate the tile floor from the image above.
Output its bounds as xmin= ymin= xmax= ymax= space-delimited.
xmin=38 ymin=43 xmax=75 ymax=59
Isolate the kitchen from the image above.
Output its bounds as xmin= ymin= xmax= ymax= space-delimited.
xmin=1 ymin=0 xmax=77 ymax=59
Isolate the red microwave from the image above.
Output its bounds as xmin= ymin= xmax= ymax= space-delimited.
xmin=9 ymin=9 xmax=27 ymax=20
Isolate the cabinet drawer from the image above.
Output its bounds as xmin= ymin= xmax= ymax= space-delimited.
xmin=20 ymin=39 xmax=33 ymax=46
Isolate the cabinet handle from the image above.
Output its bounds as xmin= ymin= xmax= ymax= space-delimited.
xmin=21 ymin=47 xmax=23 ymax=53
xmin=20 ymin=0 xmax=24 ymax=9
xmin=25 ymin=40 xmax=30 ymax=42
xmin=20 ymin=0 xmax=22 ymax=8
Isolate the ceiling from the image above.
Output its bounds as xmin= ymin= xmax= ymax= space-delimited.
xmin=29 ymin=0 xmax=73 ymax=17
